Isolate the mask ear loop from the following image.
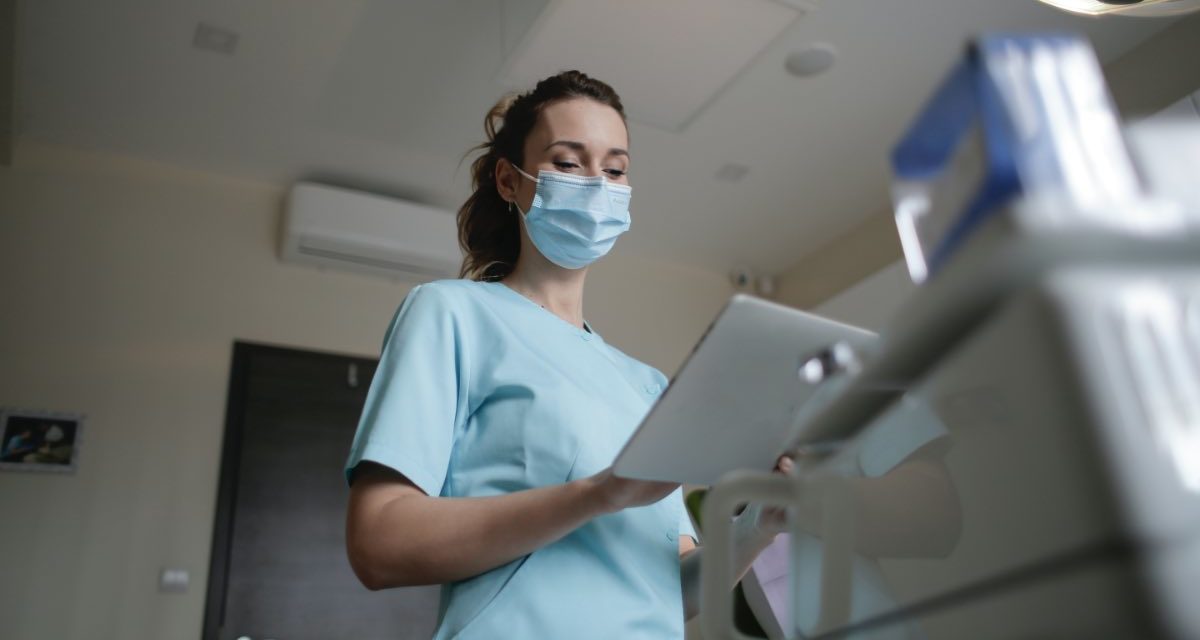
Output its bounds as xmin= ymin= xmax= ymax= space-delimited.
xmin=506 ymin=159 xmax=533 ymax=217
xmin=512 ymin=164 xmax=539 ymax=184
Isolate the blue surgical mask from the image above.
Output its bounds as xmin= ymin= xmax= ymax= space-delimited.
xmin=512 ymin=165 xmax=632 ymax=269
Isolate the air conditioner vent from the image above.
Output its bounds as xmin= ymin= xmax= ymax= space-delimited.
xmin=281 ymin=182 xmax=462 ymax=282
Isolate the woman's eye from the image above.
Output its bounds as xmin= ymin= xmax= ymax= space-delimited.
xmin=605 ymin=168 xmax=627 ymax=178
xmin=553 ymin=161 xmax=580 ymax=171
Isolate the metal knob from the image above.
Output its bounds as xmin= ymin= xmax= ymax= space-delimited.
xmin=798 ymin=340 xmax=861 ymax=384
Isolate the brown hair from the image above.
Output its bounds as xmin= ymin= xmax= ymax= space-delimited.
xmin=457 ymin=70 xmax=626 ymax=281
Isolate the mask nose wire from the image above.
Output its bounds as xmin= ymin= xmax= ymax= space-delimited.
xmin=513 ymin=162 xmax=618 ymax=183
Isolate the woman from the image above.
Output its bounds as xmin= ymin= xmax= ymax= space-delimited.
xmin=343 ymin=70 xmax=782 ymax=640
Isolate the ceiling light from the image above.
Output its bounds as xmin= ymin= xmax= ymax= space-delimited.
xmin=1036 ymin=0 xmax=1200 ymax=17
xmin=784 ymin=43 xmax=837 ymax=78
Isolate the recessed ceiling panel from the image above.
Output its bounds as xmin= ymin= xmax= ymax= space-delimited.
xmin=498 ymin=0 xmax=801 ymax=132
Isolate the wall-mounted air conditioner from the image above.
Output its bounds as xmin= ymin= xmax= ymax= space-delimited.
xmin=280 ymin=182 xmax=462 ymax=281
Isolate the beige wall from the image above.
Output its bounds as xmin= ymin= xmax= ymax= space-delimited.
xmin=773 ymin=211 xmax=903 ymax=311
xmin=813 ymin=261 xmax=915 ymax=333
xmin=1104 ymin=12 xmax=1200 ymax=119
xmin=0 ymin=141 xmax=731 ymax=640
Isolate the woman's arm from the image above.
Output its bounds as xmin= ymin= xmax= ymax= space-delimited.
xmin=345 ymin=462 xmax=678 ymax=589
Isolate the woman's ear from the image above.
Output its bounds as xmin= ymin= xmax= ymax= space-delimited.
xmin=495 ymin=157 xmax=518 ymax=204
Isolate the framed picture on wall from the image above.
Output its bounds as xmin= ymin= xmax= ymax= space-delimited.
xmin=0 ymin=408 xmax=84 ymax=473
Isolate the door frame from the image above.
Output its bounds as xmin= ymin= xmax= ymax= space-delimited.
xmin=201 ymin=341 xmax=376 ymax=640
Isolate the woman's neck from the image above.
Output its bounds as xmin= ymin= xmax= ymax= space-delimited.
xmin=502 ymin=261 xmax=588 ymax=330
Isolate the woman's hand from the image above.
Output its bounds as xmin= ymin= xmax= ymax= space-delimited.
xmin=587 ymin=467 xmax=679 ymax=514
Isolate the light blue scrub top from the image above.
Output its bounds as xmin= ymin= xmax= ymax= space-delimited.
xmin=345 ymin=279 xmax=696 ymax=640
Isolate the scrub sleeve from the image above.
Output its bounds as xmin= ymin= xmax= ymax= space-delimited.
xmin=344 ymin=284 xmax=467 ymax=496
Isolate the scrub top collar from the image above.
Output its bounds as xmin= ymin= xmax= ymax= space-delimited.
xmin=489 ymin=281 xmax=599 ymax=339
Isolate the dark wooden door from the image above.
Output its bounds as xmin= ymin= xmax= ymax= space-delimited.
xmin=204 ymin=343 xmax=439 ymax=640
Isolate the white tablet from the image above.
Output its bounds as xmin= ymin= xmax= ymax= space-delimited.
xmin=612 ymin=293 xmax=876 ymax=486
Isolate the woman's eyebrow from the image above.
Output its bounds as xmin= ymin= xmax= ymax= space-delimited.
xmin=544 ymin=140 xmax=630 ymax=158
xmin=544 ymin=140 xmax=585 ymax=152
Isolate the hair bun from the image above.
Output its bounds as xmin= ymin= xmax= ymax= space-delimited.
xmin=484 ymin=94 xmax=518 ymax=141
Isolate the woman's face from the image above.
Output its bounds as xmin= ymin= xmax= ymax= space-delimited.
xmin=499 ymin=97 xmax=630 ymax=211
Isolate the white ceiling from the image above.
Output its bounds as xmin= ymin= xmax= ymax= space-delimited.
xmin=499 ymin=0 xmax=803 ymax=131
xmin=14 ymin=0 xmax=1173 ymax=275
